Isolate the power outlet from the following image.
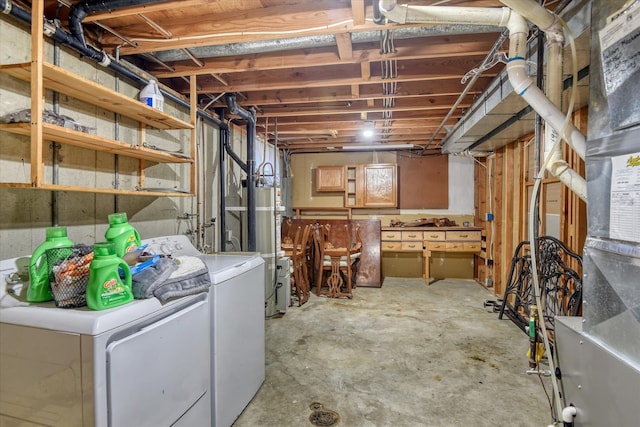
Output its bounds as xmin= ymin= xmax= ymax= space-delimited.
xmin=226 ymin=230 xmax=232 ymax=241
xmin=486 ymin=213 xmax=494 ymax=221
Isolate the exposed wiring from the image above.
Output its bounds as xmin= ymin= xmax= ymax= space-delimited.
xmin=538 ymin=371 xmax=555 ymax=423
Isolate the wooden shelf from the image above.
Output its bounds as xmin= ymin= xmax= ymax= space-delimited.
xmin=0 ymin=123 xmax=193 ymax=164
xmin=0 ymin=182 xmax=193 ymax=197
xmin=0 ymin=62 xmax=193 ymax=130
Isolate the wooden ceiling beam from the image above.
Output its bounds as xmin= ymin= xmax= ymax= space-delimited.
xmin=107 ymin=1 xmax=360 ymax=54
xmin=165 ymin=54 xmax=494 ymax=93
xmin=83 ymin=1 xmax=205 ymax=22
xmin=151 ymin=33 xmax=499 ymax=78
xmin=234 ymin=79 xmax=489 ymax=106
xmin=350 ymin=0 xmax=366 ymax=26
xmin=335 ymin=33 xmax=353 ymax=61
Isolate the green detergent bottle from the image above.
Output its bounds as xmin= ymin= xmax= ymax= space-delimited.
xmin=105 ymin=212 xmax=141 ymax=258
xmin=27 ymin=226 xmax=74 ymax=302
xmin=86 ymin=242 xmax=133 ymax=310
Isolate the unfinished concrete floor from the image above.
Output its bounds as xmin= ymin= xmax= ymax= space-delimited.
xmin=233 ymin=278 xmax=553 ymax=427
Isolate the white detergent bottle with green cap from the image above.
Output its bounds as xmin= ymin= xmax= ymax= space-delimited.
xmin=86 ymin=242 xmax=133 ymax=310
xmin=27 ymin=226 xmax=74 ymax=302
xmin=104 ymin=212 xmax=142 ymax=258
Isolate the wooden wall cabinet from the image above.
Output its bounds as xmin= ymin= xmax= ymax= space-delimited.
xmin=345 ymin=164 xmax=397 ymax=208
xmin=315 ymin=166 xmax=345 ymax=192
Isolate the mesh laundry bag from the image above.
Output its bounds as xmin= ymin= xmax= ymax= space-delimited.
xmin=46 ymin=245 xmax=94 ymax=308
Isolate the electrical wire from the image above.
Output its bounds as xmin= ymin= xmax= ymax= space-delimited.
xmin=538 ymin=371 xmax=555 ymax=423
xmin=528 ymin=12 xmax=579 ymax=423
xmin=130 ymin=20 xmax=355 ymax=43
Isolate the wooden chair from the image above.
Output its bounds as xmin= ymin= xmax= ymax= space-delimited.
xmin=290 ymin=224 xmax=312 ymax=306
xmin=314 ymin=224 xmax=359 ymax=298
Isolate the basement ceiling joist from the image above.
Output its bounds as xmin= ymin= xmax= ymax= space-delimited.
xmin=30 ymin=0 xmax=582 ymax=153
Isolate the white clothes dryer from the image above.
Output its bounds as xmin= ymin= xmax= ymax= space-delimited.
xmin=143 ymin=235 xmax=266 ymax=427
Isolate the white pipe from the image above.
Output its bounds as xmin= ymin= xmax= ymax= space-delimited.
xmin=378 ymin=1 xmax=511 ymax=26
xmin=500 ymin=0 xmax=564 ymax=43
xmin=562 ymin=405 xmax=577 ymax=423
xmin=378 ymin=0 xmax=587 ymax=201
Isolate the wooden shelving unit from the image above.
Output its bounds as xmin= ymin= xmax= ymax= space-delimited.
xmin=0 ymin=62 xmax=195 ymax=197
xmin=0 ymin=123 xmax=193 ymax=164
xmin=0 ymin=62 xmax=193 ymax=130
xmin=0 ymin=4 xmax=196 ymax=197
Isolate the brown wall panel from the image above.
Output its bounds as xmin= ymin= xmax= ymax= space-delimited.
xmin=397 ymin=154 xmax=448 ymax=209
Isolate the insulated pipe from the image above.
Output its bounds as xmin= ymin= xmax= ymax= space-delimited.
xmin=0 ymin=0 xmax=224 ymax=128
xmin=225 ymin=93 xmax=257 ymax=252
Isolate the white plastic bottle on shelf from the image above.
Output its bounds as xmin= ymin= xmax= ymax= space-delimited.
xmin=139 ymin=80 xmax=164 ymax=111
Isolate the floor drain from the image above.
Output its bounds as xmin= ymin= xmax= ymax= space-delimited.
xmin=309 ymin=402 xmax=340 ymax=426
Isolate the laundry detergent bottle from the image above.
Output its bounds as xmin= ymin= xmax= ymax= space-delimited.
xmin=104 ymin=212 xmax=141 ymax=258
xmin=27 ymin=226 xmax=74 ymax=302
xmin=86 ymin=242 xmax=133 ymax=310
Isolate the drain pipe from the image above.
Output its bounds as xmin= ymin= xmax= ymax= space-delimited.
xmin=69 ymin=0 xmax=169 ymax=48
xmin=1 ymin=0 xmax=224 ymax=128
xmin=217 ymin=108 xmax=227 ymax=252
xmin=500 ymin=0 xmax=586 ymax=201
xmin=226 ymin=93 xmax=257 ymax=252
xmin=378 ymin=0 xmax=586 ymax=201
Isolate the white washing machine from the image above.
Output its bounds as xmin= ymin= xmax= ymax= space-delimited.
xmin=143 ymin=236 xmax=266 ymax=427
xmin=0 ymin=254 xmax=211 ymax=426
xmin=1 ymin=235 xmax=265 ymax=427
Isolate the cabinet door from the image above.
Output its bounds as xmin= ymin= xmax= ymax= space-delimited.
xmin=362 ymin=164 xmax=397 ymax=207
xmin=315 ymin=166 xmax=345 ymax=192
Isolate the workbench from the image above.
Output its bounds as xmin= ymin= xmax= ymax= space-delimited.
xmin=381 ymin=226 xmax=483 ymax=284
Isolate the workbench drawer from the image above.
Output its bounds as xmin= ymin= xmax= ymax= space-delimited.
xmin=401 ymin=241 xmax=422 ymax=251
xmin=463 ymin=242 xmax=482 ymax=251
xmin=401 ymin=231 xmax=423 ymax=241
xmin=381 ymin=241 xmax=402 ymax=251
xmin=447 ymin=231 xmax=481 ymax=241
xmin=423 ymin=231 xmax=446 ymax=241
xmin=428 ymin=241 xmax=447 ymax=251
xmin=445 ymin=242 xmax=466 ymax=251
xmin=381 ymin=231 xmax=402 ymax=241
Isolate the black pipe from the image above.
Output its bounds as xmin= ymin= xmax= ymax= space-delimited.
xmin=69 ymin=0 xmax=170 ymax=47
xmin=1 ymin=0 xmax=225 ymax=128
xmin=217 ymin=108 xmax=227 ymax=252
xmin=225 ymin=93 xmax=256 ymax=252
xmin=372 ymin=0 xmax=386 ymax=25
xmin=533 ymin=19 xmax=544 ymax=241
xmin=69 ymin=0 xmax=166 ymax=47
xmin=223 ymin=132 xmax=248 ymax=172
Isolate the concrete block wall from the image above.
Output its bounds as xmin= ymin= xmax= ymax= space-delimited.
xmin=0 ymin=15 xmax=221 ymax=260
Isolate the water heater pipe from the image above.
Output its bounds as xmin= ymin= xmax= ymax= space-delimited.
xmin=378 ymin=0 xmax=587 ymax=201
